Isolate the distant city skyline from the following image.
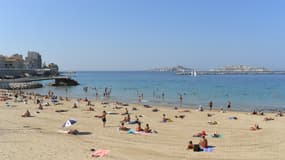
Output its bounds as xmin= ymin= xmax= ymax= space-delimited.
xmin=0 ymin=0 xmax=284 ymax=71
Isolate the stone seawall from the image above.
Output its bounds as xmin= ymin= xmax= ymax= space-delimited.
xmin=0 ymin=82 xmax=43 ymax=89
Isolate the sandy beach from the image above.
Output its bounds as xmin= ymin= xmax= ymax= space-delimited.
xmin=0 ymin=92 xmax=285 ymax=160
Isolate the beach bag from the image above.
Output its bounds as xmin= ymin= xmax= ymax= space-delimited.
xmin=193 ymin=144 xmax=200 ymax=152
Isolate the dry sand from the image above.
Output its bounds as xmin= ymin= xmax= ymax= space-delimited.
xmin=0 ymin=95 xmax=285 ymax=160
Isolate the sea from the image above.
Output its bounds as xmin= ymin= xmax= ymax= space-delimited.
xmin=28 ymin=71 xmax=285 ymax=112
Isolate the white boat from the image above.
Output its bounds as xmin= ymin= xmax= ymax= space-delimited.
xmin=193 ymin=70 xmax=197 ymax=77
xmin=190 ymin=70 xmax=197 ymax=77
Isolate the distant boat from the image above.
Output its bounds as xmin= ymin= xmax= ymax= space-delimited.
xmin=192 ymin=70 xmax=197 ymax=77
xmin=191 ymin=70 xmax=197 ymax=77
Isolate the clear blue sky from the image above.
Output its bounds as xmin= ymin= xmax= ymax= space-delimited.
xmin=0 ymin=0 xmax=284 ymax=71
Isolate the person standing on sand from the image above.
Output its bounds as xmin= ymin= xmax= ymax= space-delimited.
xmin=227 ymin=101 xmax=231 ymax=110
xmin=179 ymin=94 xmax=183 ymax=107
xmin=138 ymin=95 xmax=142 ymax=103
xmin=101 ymin=110 xmax=107 ymax=127
xmin=209 ymin=101 xmax=213 ymax=111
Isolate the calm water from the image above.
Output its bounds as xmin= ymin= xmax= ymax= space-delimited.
xmin=29 ymin=71 xmax=285 ymax=111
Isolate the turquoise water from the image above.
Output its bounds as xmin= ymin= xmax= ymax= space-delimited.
xmin=29 ymin=71 xmax=285 ymax=111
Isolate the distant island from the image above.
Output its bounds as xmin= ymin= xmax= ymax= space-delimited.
xmin=150 ymin=65 xmax=285 ymax=75
xmin=210 ymin=65 xmax=270 ymax=72
xmin=149 ymin=65 xmax=193 ymax=72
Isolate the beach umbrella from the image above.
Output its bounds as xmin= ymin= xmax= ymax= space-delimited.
xmin=62 ymin=119 xmax=77 ymax=128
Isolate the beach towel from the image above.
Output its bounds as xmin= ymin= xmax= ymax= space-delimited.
xmin=90 ymin=149 xmax=110 ymax=158
xmin=127 ymin=129 xmax=136 ymax=134
xmin=201 ymin=147 xmax=214 ymax=152
xmin=127 ymin=129 xmax=150 ymax=136
xmin=128 ymin=121 xmax=139 ymax=124
xmin=107 ymin=112 xmax=119 ymax=115
xmin=228 ymin=116 xmax=238 ymax=120
xmin=160 ymin=119 xmax=173 ymax=123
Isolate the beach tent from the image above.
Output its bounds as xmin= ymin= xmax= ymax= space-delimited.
xmin=62 ymin=119 xmax=77 ymax=128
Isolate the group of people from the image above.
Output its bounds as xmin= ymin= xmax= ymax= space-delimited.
xmin=187 ymin=136 xmax=208 ymax=151
xmin=208 ymin=100 xmax=231 ymax=111
xmin=95 ymin=106 xmax=154 ymax=134
xmin=119 ymin=122 xmax=152 ymax=133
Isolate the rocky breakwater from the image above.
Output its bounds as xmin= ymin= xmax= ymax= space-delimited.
xmin=8 ymin=82 xmax=43 ymax=89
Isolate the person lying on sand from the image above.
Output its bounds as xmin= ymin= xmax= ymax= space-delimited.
xmin=212 ymin=131 xmax=220 ymax=138
xmin=22 ymin=110 xmax=31 ymax=117
xmin=119 ymin=122 xmax=130 ymax=131
xmin=228 ymin=116 xmax=238 ymax=120
xmin=208 ymin=121 xmax=218 ymax=125
xmin=178 ymin=109 xmax=190 ymax=113
xmin=251 ymin=110 xmax=258 ymax=115
xmin=136 ymin=122 xmax=144 ymax=132
xmin=251 ymin=110 xmax=264 ymax=116
xmin=199 ymin=136 xmax=208 ymax=148
xmin=187 ymin=141 xmax=194 ymax=150
xmin=144 ymin=105 xmax=152 ymax=108
xmin=68 ymin=129 xmax=80 ymax=135
xmin=193 ymin=131 xmax=207 ymax=137
xmin=152 ymin=108 xmax=159 ymax=112
xmin=175 ymin=115 xmax=185 ymax=119
xmin=83 ymin=107 xmax=94 ymax=111
xmin=250 ymin=124 xmax=261 ymax=131
xmin=55 ymin=109 xmax=68 ymax=113
xmin=113 ymin=106 xmax=122 ymax=110
xmin=264 ymin=117 xmax=274 ymax=121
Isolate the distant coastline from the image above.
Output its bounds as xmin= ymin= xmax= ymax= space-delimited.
xmin=149 ymin=65 xmax=285 ymax=75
